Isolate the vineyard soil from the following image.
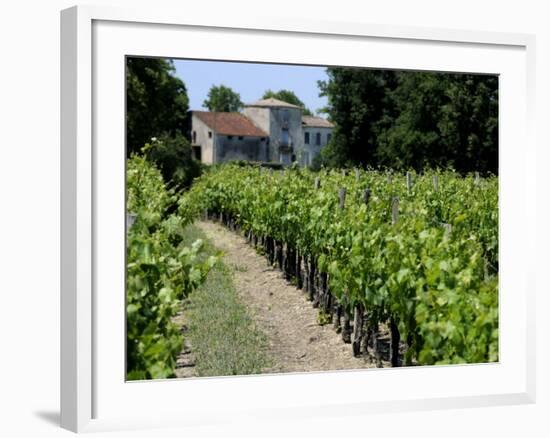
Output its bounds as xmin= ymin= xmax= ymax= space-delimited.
xmin=193 ymin=220 xmax=387 ymax=374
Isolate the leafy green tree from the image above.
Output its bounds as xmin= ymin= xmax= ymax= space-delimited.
xmin=318 ymin=68 xmax=498 ymax=174
xmin=262 ymin=89 xmax=313 ymax=115
xmin=203 ymin=84 xmax=243 ymax=112
xmin=317 ymin=68 xmax=397 ymax=168
xmin=126 ymin=57 xmax=190 ymax=156
xmin=439 ymin=74 xmax=498 ymax=174
xmin=376 ymin=72 xmax=498 ymax=174
xmin=374 ymin=72 xmax=449 ymax=170
xmin=142 ymin=133 xmax=203 ymax=190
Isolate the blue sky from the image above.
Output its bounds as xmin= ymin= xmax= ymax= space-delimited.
xmin=173 ymin=59 xmax=329 ymax=115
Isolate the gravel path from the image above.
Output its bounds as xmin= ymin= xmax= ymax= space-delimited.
xmin=173 ymin=311 xmax=197 ymax=378
xmin=195 ymin=220 xmax=384 ymax=374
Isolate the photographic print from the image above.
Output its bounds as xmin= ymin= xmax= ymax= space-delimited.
xmin=125 ymin=57 xmax=498 ymax=381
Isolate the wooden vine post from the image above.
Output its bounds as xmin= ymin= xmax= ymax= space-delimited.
xmin=363 ymin=187 xmax=371 ymax=205
xmin=390 ymin=196 xmax=401 ymax=366
xmin=338 ymin=187 xmax=347 ymax=210
xmin=337 ymin=187 xmax=352 ymax=343
xmin=306 ymin=177 xmax=321 ymax=301
xmin=295 ymin=244 xmax=303 ymax=291
xmin=391 ymin=196 xmax=399 ymax=225
xmin=352 ymin=187 xmax=370 ymax=356
xmin=332 ymin=187 xmax=345 ymax=332
xmin=433 ymin=174 xmax=439 ymax=192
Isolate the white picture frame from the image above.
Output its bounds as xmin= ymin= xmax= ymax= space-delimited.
xmin=60 ymin=4 xmax=536 ymax=433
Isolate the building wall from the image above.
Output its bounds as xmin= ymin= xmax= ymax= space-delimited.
xmin=191 ymin=114 xmax=215 ymax=164
xmin=214 ymin=135 xmax=267 ymax=163
xmin=194 ymin=108 xmax=333 ymax=167
xmin=242 ymin=106 xmax=271 ymax=134
xmin=267 ymin=107 xmax=303 ymax=164
xmin=302 ymin=126 xmax=333 ymax=166
xmin=244 ymin=106 xmax=304 ymax=165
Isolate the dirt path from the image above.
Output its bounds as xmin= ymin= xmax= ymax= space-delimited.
xmin=195 ymin=220 xmax=382 ymax=374
xmin=173 ymin=311 xmax=197 ymax=378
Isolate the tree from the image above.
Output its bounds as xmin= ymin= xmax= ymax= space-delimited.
xmin=318 ymin=67 xmax=498 ymax=174
xmin=317 ymin=68 xmax=397 ymax=168
xmin=142 ymin=133 xmax=203 ymax=190
xmin=374 ymin=72 xmax=449 ymax=171
xmin=438 ymin=74 xmax=498 ymax=174
xmin=126 ymin=57 xmax=190 ymax=156
xmin=375 ymin=72 xmax=498 ymax=174
xmin=262 ymin=89 xmax=313 ymax=116
xmin=203 ymin=85 xmax=243 ymax=112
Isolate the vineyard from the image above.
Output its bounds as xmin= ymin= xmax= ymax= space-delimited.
xmin=126 ymin=156 xmax=217 ymax=380
xmin=127 ymin=158 xmax=498 ymax=379
xmin=179 ymin=164 xmax=498 ymax=367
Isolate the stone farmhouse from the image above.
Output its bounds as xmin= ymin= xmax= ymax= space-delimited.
xmin=190 ymin=98 xmax=334 ymax=167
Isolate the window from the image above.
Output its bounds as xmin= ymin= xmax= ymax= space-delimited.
xmin=305 ymin=132 xmax=310 ymax=144
xmin=238 ymin=136 xmax=243 ymax=140
xmin=327 ymin=133 xmax=332 ymax=143
xmin=316 ymin=132 xmax=321 ymax=146
xmin=227 ymin=135 xmax=233 ymax=140
xmin=208 ymin=131 xmax=212 ymax=138
xmin=281 ymin=128 xmax=289 ymax=146
xmin=192 ymin=131 xmax=197 ymax=143
xmin=192 ymin=146 xmax=202 ymax=161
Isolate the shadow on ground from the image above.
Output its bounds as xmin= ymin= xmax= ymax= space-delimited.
xmin=34 ymin=410 xmax=59 ymax=427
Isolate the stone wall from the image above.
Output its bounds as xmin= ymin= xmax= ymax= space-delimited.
xmin=242 ymin=106 xmax=271 ymax=134
xmin=267 ymin=107 xmax=303 ymax=164
xmin=191 ymin=114 xmax=215 ymax=164
xmin=214 ymin=135 xmax=267 ymax=163
xmin=302 ymin=126 xmax=332 ymax=166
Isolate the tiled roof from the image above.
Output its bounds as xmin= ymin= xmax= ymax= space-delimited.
xmin=193 ymin=111 xmax=268 ymax=137
xmin=245 ymin=98 xmax=302 ymax=109
xmin=302 ymin=115 xmax=334 ymax=128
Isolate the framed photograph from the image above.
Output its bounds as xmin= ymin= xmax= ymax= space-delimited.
xmin=61 ymin=4 xmax=536 ymax=433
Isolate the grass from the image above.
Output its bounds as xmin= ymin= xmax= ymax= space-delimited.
xmin=179 ymin=224 xmax=271 ymax=377
xmin=231 ymin=263 xmax=248 ymax=272
xmin=317 ymin=309 xmax=332 ymax=326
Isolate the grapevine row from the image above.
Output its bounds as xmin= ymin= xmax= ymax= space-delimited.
xmin=180 ymin=164 xmax=498 ymax=366
xmin=126 ymin=156 xmax=216 ymax=379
